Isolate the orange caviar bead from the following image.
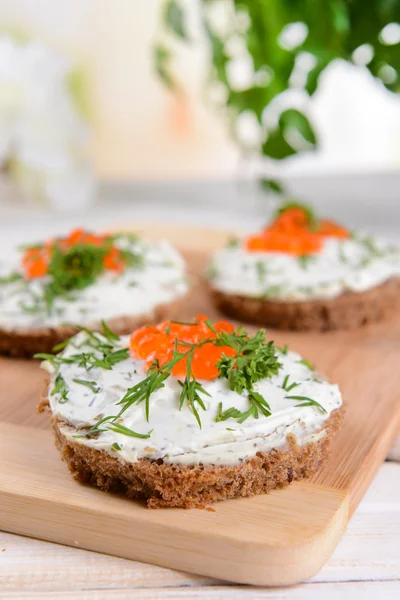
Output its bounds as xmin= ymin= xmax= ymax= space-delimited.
xmin=246 ymin=207 xmax=349 ymax=256
xmin=21 ymin=228 xmax=124 ymax=279
xmin=103 ymin=247 xmax=125 ymax=273
xmin=67 ymin=228 xmax=86 ymax=245
xmin=129 ymin=315 xmax=236 ymax=379
xmin=317 ymin=220 xmax=350 ymax=239
xmin=22 ymin=247 xmax=49 ymax=278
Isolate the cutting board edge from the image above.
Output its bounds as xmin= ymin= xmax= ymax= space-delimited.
xmin=0 ymin=420 xmax=349 ymax=586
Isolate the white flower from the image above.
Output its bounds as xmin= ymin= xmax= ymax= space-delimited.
xmin=0 ymin=35 xmax=95 ymax=208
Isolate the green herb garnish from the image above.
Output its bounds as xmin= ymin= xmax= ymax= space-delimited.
xmin=285 ymin=395 xmax=326 ymax=414
xmin=51 ymin=374 xmax=69 ymax=403
xmin=297 ymin=358 xmax=314 ymax=370
xmin=72 ymin=379 xmax=101 ymax=393
xmin=0 ymin=272 xmax=23 ymax=285
xmin=298 ymin=255 xmax=316 ymax=269
xmin=226 ymin=237 xmax=240 ymax=248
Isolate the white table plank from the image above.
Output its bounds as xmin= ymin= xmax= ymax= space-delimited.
xmin=2 ymin=581 xmax=400 ymax=600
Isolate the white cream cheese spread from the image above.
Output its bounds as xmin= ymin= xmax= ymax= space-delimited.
xmin=43 ymin=330 xmax=343 ymax=467
xmin=208 ymin=234 xmax=400 ymax=302
xmin=0 ymin=236 xmax=187 ymax=331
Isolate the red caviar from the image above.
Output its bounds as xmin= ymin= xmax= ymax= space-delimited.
xmin=21 ymin=229 xmax=124 ymax=278
xmin=246 ymin=206 xmax=350 ymax=255
xmin=130 ymin=314 xmax=236 ymax=380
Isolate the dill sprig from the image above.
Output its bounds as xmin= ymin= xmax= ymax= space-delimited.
xmin=215 ymin=390 xmax=271 ymax=424
xmin=51 ymin=374 xmax=69 ymax=404
xmin=215 ymin=328 xmax=281 ymax=394
xmin=0 ymin=272 xmax=23 ymax=285
xmin=285 ymin=394 xmax=326 ymax=414
xmin=282 ymin=374 xmax=300 ymax=392
xmin=72 ymin=379 xmax=101 ymax=393
xmin=19 ymin=233 xmax=144 ymax=316
xmin=213 ymin=327 xmax=281 ymax=424
xmin=298 ymin=254 xmax=316 ymax=269
xmin=297 ymin=358 xmax=314 ymax=370
xmin=44 ymin=320 xmax=326 ymax=438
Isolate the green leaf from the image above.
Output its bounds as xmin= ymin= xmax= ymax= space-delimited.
xmin=262 ymin=127 xmax=297 ymax=160
xmin=153 ymin=44 xmax=177 ymax=91
xmin=259 ymin=178 xmax=285 ymax=195
xmin=280 ymin=109 xmax=317 ymax=146
xmin=330 ymin=1 xmax=350 ymax=34
xmin=164 ymin=0 xmax=188 ymax=40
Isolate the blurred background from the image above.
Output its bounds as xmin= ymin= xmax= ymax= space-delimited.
xmin=0 ymin=0 xmax=399 ymax=239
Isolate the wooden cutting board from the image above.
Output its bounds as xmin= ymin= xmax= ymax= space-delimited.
xmin=0 ymin=225 xmax=399 ymax=587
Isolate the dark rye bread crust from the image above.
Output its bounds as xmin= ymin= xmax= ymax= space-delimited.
xmin=210 ymin=277 xmax=400 ymax=331
xmin=0 ymin=296 xmax=185 ymax=358
xmin=47 ymin=408 xmax=343 ymax=509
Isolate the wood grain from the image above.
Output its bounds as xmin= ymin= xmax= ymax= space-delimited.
xmin=1 ymin=462 xmax=399 ymax=596
xmin=0 ymin=231 xmax=399 ymax=586
xmin=0 ymin=422 xmax=348 ymax=586
xmin=2 ymin=582 xmax=400 ymax=600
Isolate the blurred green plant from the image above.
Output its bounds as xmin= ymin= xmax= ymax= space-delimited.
xmin=155 ymin=0 xmax=400 ymax=192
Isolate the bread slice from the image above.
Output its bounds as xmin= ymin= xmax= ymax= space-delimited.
xmin=40 ymin=402 xmax=343 ymax=509
xmin=210 ymin=278 xmax=400 ymax=331
xmin=0 ymin=297 xmax=184 ymax=358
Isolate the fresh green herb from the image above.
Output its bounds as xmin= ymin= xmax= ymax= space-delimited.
xmin=298 ymin=255 xmax=316 ymax=269
xmin=216 ymin=328 xmax=281 ymax=395
xmin=111 ymin=442 xmax=121 ymax=451
xmin=110 ymin=232 xmax=139 ymax=244
xmin=297 ymin=358 xmax=314 ymax=371
xmin=101 ymin=320 xmax=120 ymax=343
xmin=18 ymin=234 xmax=144 ymax=316
xmin=358 ymin=256 xmax=372 ymax=269
xmin=277 ymin=344 xmax=289 ymax=355
xmin=255 ymin=261 xmax=267 ymax=284
xmin=119 ymin=248 xmax=144 ymax=269
xmin=361 ymin=235 xmax=385 ymax=258
xmin=19 ymin=293 xmax=43 ymax=314
xmin=0 ymin=272 xmax=23 ymax=285
xmin=51 ymin=374 xmax=69 ymax=404
xmin=52 ymin=338 xmax=70 ymax=352
xmin=107 ymin=423 xmax=153 ymax=438
xmin=215 ymin=402 xmax=242 ymax=423
xmin=177 ymin=375 xmax=210 ymax=429
xmin=285 ymin=395 xmax=326 ymax=414
xmin=34 ymin=331 xmax=129 ymax=371
xmin=74 ymin=417 xmax=152 ymax=439
xmin=286 ymin=381 xmax=300 ymax=392
xmin=282 ymin=374 xmax=300 ymax=392
xmin=165 ymin=323 xmax=171 ymax=335
xmin=262 ymin=285 xmax=283 ymax=299
xmin=213 ymin=328 xmax=280 ymax=424
xmin=338 ymin=244 xmax=348 ymax=264
xmin=226 ymin=427 xmax=235 ymax=431
xmin=226 ymin=237 xmax=240 ymax=249
xmin=215 ymin=390 xmax=271 ymax=424
xmin=204 ymin=319 xmax=216 ymax=334
xmin=72 ymin=379 xmax=101 ymax=393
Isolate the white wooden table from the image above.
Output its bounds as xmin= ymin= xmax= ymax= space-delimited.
xmin=1 ymin=176 xmax=399 ymax=599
